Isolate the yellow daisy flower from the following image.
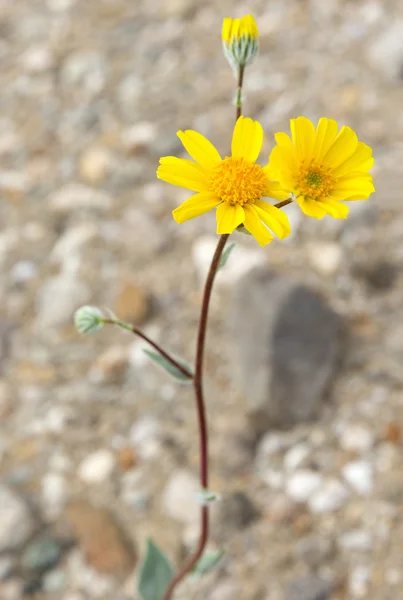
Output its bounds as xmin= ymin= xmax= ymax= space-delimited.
xmin=267 ymin=117 xmax=375 ymax=219
xmin=222 ymin=15 xmax=259 ymax=70
xmin=157 ymin=116 xmax=291 ymax=247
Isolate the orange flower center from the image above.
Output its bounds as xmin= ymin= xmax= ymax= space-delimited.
xmin=296 ymin=163 xmax=336 ymax=201
xmin=209 ymin=157 xmax=268 ymax=206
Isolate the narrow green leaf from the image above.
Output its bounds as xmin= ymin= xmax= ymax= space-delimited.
xmin=138 ymin=539 xmax=174 ymax=600
xmin=143 ymin=349 xmax=193 ymax=382
xmin=192 ymin=549 xmax=224 ymax=576
xmin=219 ymin=243 xmax=236 ymax=269
xmin=236 ymin=226 xmax=252 ymax=236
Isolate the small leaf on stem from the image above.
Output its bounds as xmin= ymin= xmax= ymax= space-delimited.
xmin=138 ymin=539 xmax=174 ymax=600
xmin=219 ymin=243 xmax=236 ymax=269
xmin=143 ymin=349 xmax=193 ymax=382
xmin=192 ymin=549 xmax=224 ymax=576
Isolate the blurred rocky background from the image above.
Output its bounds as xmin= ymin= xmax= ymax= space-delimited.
xmin=0 ymin=0 xmax=402 ymax=598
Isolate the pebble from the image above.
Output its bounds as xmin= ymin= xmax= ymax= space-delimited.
xmin=284 ymin=443 xmax=311 ymax=471
xmin=49 ymin=183 xmax=111 ymax=213
xmin=61 ymin=51 xmax=106 ymax=95
xmin=10 ymin=260 xmax=37 ymax=284
xmin=339 ymin=424 xmax=374 ymax=453
xmin=129 ymin=416 xmax=162 ymax=461
xmin=79 ymin=146 xmax=112 ymax=185
xmin=285 ymin=575 xmax=333 ymax=600
xmin=367 ymin=20 xmax=403 ymax=79
xmin=121 ymin=122 xmax=157 ymax=154
xmin=209 ymin=580 xmax=243 ymax=600
xmin=213 ymin=491 xmax=260 ymax=541
xmin=36 ymin=273 xmax=91 ymax=330
xmin=0 ymin=485 xmax=36 ymax=552
xmin=286 ymin=470 xmax=323 ymax=503
xmin=65 ymin=549 xmax=116 ymax=597
xmin=65 ymin=500 xmax=137 ymax=577
xmin=22 ymin=535 xmax=64 ymax=572
xmin=339 ymin=529 xmax=373 ymax=551
xmin=89 ymin=346 xmax=129 ymax=385
xmin=306 ymin=241 xmax=343 ymax=276
xmin=113 ymin=279 xmax=151 ymax=324
xmin=348 ymin=564 xmax=371 ymax=598
xmin=309 ymin=479 xmax=349 ymax=513
xmin=342 ymin=460 xmax=374 ymax=495
xmin=42 ymin=569 xmax=67 ymax=592
xmin=120 ymin=469 xmax=150 ymax=511
xmin=20 ymin=45 xmax=53 ymax=73
xmin=78 ymin=450 xmax=115 ymax=484
xmin=42 ymin=473 xmax=68 ymax=518
xmin=163 ymin=469 xmax=200 ymax=524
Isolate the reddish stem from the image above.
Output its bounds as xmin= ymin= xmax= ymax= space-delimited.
xmin=163 ymin=234 xmax=229 ymax=600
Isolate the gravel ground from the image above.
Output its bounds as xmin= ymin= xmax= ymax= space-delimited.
xmin=0 ymin=0 xmax=402 ymax=599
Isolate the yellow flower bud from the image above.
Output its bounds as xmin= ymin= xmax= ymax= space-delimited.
xmin=222 ymin=14 xmax=259 ymax=72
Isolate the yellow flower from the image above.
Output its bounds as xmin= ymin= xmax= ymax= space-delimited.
xmin=267 ymin=117 xmax=375 ymax=219
xmin=222 ymin=15 xmax=259 ymax=71
xmin=157 ymin=116 xmax=291 ymax=247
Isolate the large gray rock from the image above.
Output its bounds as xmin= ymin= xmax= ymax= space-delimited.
xmin=231 ymin=269 xmax=343 ymax=429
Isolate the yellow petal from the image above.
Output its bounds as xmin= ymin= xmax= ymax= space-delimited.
xmin=296 ymin=196 xmax=327 ymax=219
xmin=322 ymin=125 xmax=358 ymax=169
xmin=290 ymin=117 xmax=316 ymax=163
xmin=231 ymin=116 xmax=264 ymax=163
xmin=330 ymin=173 xmax=375 ymax=199
xmin=222 ymin=17 xmax=233 ymax=43
xmin=263 ymin=180 xmax=290 ymax=201
xmin=266 ymin=146 xmax=297 ymax=183
xmin=331 ymin=142 xmax=374 ymax=178
xmin=313 ymin=118 xmax=339 ymax=162
xmin=177 ymin=130 xmax=222 ymax=168
xmin=315 ymin=198 xmax=349 ymax=219
xmin=157 ymin=157 xmax=210 ymax=192
xmin=172 ymin=192 xmax=221 ymax=224
xmin=254 ymin=200 xmax=291 ymax=239
xmin=216 ymin=202 xmax=245 ymax=234
xmin=242 ymin=205 xmax=274 ymax=246
xmin=273 ymin=132 xmax=298 ymax=169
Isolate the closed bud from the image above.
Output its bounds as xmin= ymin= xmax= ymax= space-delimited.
xmin=222 ymin=14 xmax=259 ymax=72
xmin=74 ymin=306 xmax=105 ymax=334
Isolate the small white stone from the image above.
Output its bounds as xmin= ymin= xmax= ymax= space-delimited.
xmin=349 ymin=565 xmax=371 ymax=598
xmin=79 ymin=146 xmax=112 ymax=185
xmin=21 ymin=45 xmax=53 ymax=73
xmin=78 ymin=450 xmax=115 ymax=484
xmin=339 ymin=424 xmax=374 ymax=453
xmin=0 ymin=485 xmax=35 ymax=551
xmin=306 ymin=242 xmax=343 ymax=276
xmin=11 ymin=261 xmax=37 ymax=283
xmin=286 ymin=470 xmax=322 ymax=502
xmin=163 ymin=469 xmax=199 ymax=524
xmin=121 ymin=122 xmax=157 ymax=153
xmin=342 ymin=460 xmax=373 ymax=496
xmin=49 ymin=183 xmax=111 ymax=213
xmin=284 ymin=443 xmax=311 ymax=471
xmin=42 ymin=473 xmax=68 ymax=518
xmin=309 ymin=478 xmax=349 ymax=513
xmin=130 ymin=416 xmax=161 ymax=461
xmin=261 ymin=469 xmax=284 ymax=489
xmin=339 ymin=530 xmax=373 ymax=551
xmin=36 ymin=273 xmax=91 ymax=330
